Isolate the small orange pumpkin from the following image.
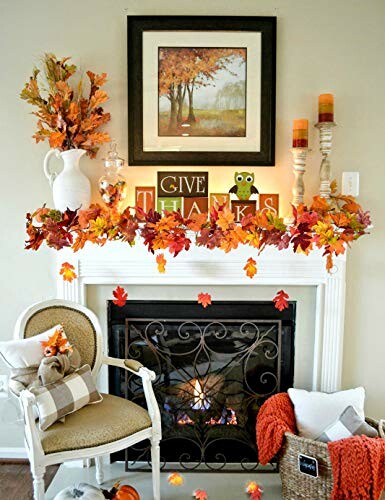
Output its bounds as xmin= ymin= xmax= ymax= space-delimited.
xmin=113 ymin=484 xmax=140 ymax=500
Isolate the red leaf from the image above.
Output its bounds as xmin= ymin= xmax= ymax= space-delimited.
xmin=112 ymin=286 xmax=128 ymax=307
xmin=273 ymin=290 xmax=289 ymax=311
xmin=246 ymin=481 xmax=263 ymax=499
xmin=197 ymin=292 xmax=212 ymax=308
xmin=193 ymin=489 xmax=208 ymax=500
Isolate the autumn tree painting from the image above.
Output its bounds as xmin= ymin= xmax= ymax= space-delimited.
xmin=158 ymin=47 xmax=246 ymax=137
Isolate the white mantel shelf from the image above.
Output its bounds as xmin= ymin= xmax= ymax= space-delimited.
xmin=57 ymin=240 xmax=346 ymax=393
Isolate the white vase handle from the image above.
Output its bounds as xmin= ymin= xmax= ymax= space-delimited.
xmin=43 ymin=149 xmax=61 ymax=187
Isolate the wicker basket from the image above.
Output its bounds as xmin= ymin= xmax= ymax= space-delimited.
xmin=279 ymin=417 xmax=379 ymax=499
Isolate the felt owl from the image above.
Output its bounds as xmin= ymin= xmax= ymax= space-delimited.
xmin=229 ymin=172 xmax=259 ymax=200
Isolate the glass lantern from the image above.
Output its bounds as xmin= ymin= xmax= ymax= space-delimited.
xmin=98 ymin=142 xmax=127 ymax=210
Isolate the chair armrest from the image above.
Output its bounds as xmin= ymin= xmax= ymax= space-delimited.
xmin=102 ymin=356 xmax=161 ymax=440
xmin=102 ymin=356 xmax=155 ymax=379
xmin=19 ymin=390 xmax=45 ymax=458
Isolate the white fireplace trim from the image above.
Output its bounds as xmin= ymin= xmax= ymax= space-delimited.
xmin=56 ymin=240 xmax=346 ymax=392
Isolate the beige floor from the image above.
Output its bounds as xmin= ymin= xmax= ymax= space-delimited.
xmin=46 ymin=462 xmax=283 ymax=500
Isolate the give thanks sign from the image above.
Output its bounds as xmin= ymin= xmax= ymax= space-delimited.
xmin=157 ymin=172 xmax=208 ymax=198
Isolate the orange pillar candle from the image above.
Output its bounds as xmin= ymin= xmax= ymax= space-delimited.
xmin=318 ymin=93 xmax=334 ymax=122
xmin=292 ymin=119 xmax=308 ymax=148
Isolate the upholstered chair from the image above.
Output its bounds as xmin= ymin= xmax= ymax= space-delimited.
xmin=12 ymin=299 xmax=162 ymax=500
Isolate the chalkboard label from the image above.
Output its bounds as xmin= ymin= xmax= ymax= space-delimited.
xmin=298 ymin=453 xmax=318 ymax=477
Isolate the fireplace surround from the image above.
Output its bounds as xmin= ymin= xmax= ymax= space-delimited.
xmin=56 ymin=240 xmax=346 ymax=394
xmin=107 ymin=300 xmax=296 ymax=470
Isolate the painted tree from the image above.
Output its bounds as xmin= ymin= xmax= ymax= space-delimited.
xmin=159 ymin=48 xmax=246 ymax=132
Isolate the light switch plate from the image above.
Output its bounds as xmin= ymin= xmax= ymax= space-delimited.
xmin=342 ymin=172 xmax=360 ymax=196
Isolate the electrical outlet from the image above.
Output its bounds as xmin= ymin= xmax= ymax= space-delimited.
xmin=0 ymin=374 xmax=8 ymax=397
xmin=342 ymin=172 xmax=360 ymax=196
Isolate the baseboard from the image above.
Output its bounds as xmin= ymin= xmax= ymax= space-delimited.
xmin=0 ymin=447 xmax=28 ymax=460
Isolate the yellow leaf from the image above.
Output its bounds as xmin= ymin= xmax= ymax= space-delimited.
xmin=243 ymin=257 xmax=257 ymax=279
xmin=156 ymin=253 xmax=167 ymax=273
xmin=59 ymin=262 xmax=77 ymax=282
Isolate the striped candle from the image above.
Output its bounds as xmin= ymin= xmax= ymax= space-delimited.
xmin=292 ymin=119 xmax=308 ymax=148
xmin=318 ymin=93 xmax=334 ymax=122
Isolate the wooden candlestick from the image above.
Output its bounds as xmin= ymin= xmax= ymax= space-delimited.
xmin=315 ymin=121 xmax=336 ymax=200
xmin=291 ymin=147 xmax=310 ymax=207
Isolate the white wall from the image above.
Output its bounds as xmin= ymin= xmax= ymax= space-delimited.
xmin=0 ymin=0 xmax=384 ymax=450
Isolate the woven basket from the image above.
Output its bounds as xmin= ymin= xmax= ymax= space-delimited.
xmin=279 ymin=417 xmax=379 ymax=499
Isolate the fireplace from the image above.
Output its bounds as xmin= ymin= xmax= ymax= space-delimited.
xmin=108 ymin=300 xmax=295 ymax=471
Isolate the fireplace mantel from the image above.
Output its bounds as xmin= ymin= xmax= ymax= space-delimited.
xmin=56 ymin=241 xmax=346 ymax=393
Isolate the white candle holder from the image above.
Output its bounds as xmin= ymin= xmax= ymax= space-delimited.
xmin=291 ymin=147 xmax=311 ymax=207
xmin=315 ymin=121 xmax=337 ymax=200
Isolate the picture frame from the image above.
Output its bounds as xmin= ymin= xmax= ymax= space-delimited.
xmin=127 ymin=16 xmax=276 ymax=166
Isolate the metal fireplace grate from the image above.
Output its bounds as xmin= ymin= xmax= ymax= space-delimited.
xmin=108 ymin=301 xmax=295 ymax=472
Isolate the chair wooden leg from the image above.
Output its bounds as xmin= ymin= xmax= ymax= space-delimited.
xmin=95 ymin=456 xmax=104 ymax=485
xmin=151 ymin=439 xmax=161 ymax=500
xmin=32 ymin=465 xmax=45 ymax=500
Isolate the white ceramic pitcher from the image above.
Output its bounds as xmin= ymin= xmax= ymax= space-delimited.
xmin=43 ymin=148 xmax=91 ymax=212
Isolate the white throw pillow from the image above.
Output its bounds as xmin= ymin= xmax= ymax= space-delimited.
xmin=0 ymin=325 xmax=64 ymax=368
xmin=288 ymin=387 xmax=365 ymax=439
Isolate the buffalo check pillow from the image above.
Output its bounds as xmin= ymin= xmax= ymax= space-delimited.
xmin=29 ymin=364 xmax=102 ymax=431
xmin=317 ymin=405 xmax=378 ymax=443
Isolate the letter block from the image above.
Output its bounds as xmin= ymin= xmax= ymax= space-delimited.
xmin=259 ymin=194 xmax=279 ymax=215
xmin=210 ymin=193 xmax=230 ymax=210
xmin=231 ymin=200 xmax=256 ymax=222
xmin=157 ymin=197 xmax=183 ymax=214
xmin=135 ymin=187 xmax=155 ymax=219
xmin=157 ymin=171 xmax=208 ymax=197
xmin=183 ymin=197 xmax=209 ymax=218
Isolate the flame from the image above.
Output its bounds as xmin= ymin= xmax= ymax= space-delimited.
xmin=192 ymin=379 xmax=211 ymax=410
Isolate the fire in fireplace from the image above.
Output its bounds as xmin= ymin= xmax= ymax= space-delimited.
xmin=108 ymin=300 xmax=295 ymax=471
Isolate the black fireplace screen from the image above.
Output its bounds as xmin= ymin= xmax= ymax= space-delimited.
xmin=108 ymin=301 xmax=295 ymax=471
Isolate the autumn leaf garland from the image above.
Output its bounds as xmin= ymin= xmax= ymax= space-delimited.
xmin=26 ymin=193 xmax=371 ymax=277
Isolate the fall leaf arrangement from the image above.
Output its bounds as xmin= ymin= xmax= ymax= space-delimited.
xmin=41 ymin=325 xmax=72 ymax=357
xmin=26 ymin=187 xmax=371 ymax=277
xmin=20 ymin=53 xmax=110 ymax=158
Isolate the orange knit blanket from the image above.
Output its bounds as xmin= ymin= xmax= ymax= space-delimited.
xmin=328 ymin=435 xmax=385 ymax=499
xmin=256 ymin=393 xmax=385 ymax=500
xmin=256 ymin=392 xmax=296 ymax=465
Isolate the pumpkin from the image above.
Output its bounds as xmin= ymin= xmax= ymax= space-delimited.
xmin=54 ymin=482 xmax=105 ymax=500
xmin=113 ymin=484 xmax=140 ymax=500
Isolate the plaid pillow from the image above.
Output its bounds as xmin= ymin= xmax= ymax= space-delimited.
xmin=29 ymin=365 xmax=102 ymax=431
xmin=317 ymin=405 xmax=378 ymax=443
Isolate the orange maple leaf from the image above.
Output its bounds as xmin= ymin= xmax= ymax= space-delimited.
xmin=187 ymin=212 xmax=208 ymax=232
xmin=156 ymin=253 xmax=167 ymax=273
xmin=329 ymin=239 xmax=346 ymax=256
xmin=193 ymin=489 xmax=208 ymax=500
xmin=244 ymin=257 xmax=257 ymax=279
xmin=310 ymin=196 xmax=331 ymax=213
xmin=197 ymin=292 xmax=212 ymax=308
xmin=217 ymin=208 xmax=235 ymax=231
xmin=112 ymin=286 xmax=128 ymax=307
xmin=49 ymin=131 xmax=66 ymax=148
xmin=331 ymin=212 xmax=350 ymax=227
xmin=273 ymin=290 xmax=289 ymax=311
xmin=59 ymin=262 xmax=77 ymax=282
xmin=167 ymin=472 xmax=184 ymax=486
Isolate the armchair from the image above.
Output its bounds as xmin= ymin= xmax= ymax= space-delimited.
xmin=13 ymin=299 xmax=162 ymax=500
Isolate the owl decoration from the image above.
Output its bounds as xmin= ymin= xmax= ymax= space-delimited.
xmin=229 ymin=172 xmax=259 ymax=201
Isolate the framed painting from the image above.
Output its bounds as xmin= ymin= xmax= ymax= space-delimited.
xmin=127 ymin=16 xmax=276 ymax=166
